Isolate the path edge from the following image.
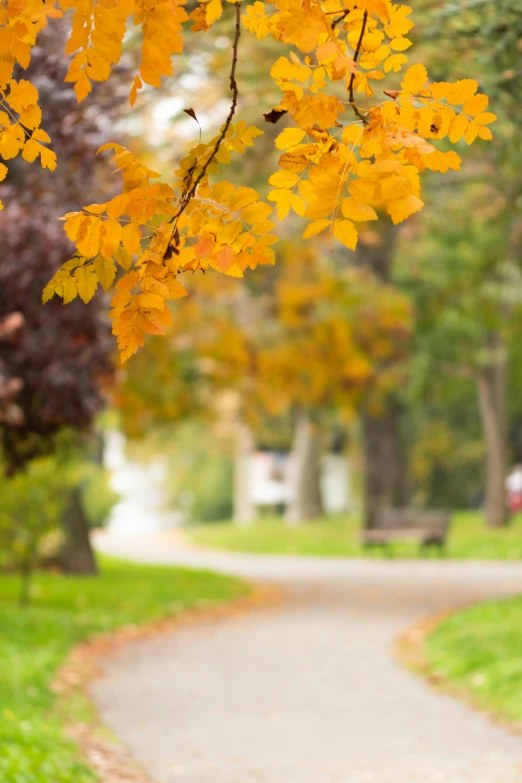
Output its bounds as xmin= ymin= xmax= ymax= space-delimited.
xmin=394 ymin=602 xmax=522 ymax=739
xmin=53 ymin=580 xmax=282 ymax=783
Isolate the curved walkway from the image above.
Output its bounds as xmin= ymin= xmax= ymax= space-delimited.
xmin=93 ymin=533 xmax=522 ymax=783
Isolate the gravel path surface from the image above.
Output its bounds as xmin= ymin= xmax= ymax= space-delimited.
xmin=93 ymin=533 xmax=522 ymax=783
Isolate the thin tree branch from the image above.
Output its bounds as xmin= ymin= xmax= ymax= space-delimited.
xmin=168 ymin=2 xmax=241 ymax=248
xmin=347 ymin=10 xmax=368 ymax=125
xmin=331 ymin=8 xmax=349 ymax=30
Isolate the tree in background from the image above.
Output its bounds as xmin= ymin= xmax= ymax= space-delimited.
xmin=390 ymin=0 xmax=522 ymax=527
xmin=0 ymin=31 xmax=119 ymax=570
xmin=116 ymin=239 xmax=411 ymax=524
xmin=254 ymin=246 xmax=411 ymax=523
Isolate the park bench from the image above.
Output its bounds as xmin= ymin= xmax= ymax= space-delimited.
xmin=361 ymin=508 xmax=451 ymax=555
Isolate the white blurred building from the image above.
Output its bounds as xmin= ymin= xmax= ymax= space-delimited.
xmin=247 ymin=450 xmax=352 ymax=514
xmin=104 ymin=431 xmax=183 ymax=536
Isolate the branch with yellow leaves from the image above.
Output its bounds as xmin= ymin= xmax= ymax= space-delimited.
xmin=347 ymin=10 xmax=368 ymax=125
xmin=168 ymin=1 xmax=242 ymax=251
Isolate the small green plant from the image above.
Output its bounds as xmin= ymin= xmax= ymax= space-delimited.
xmin=0 ymin=458 xmax=66 ymax=605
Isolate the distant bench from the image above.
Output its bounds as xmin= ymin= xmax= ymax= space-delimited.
xmin=361 ymin=509 xmax=451 ymax=555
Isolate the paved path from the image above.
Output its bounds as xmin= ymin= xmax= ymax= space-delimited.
xmin=93 ymin=533 xmax=522 ymax=783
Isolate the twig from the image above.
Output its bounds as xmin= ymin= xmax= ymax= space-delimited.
xmin=331 ymin=8 xmax=349 ymax=29
xmin=347 ymin=10 xmax=368 ymax=125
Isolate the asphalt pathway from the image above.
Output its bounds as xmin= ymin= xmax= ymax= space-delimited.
xmin=92 ymin=533 xmax=522 ymax=783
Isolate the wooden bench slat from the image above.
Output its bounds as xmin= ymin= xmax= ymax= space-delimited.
xmin=361 ymin=508 xmax=450 ymax=549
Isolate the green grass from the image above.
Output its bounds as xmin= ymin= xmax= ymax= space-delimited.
xmin=425 ymin=596 xmax=522 ymax=725
xmin=190 ymin=511 xmax=522 ymax=560
xmin=0 ymin=556 xmax=249 ymax=783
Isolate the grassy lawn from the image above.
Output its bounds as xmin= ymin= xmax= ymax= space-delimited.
xmin=425 ymin=596 xmax=522 ymax=725
xmin=190 ymin=511 xmax=522 ymax=560
xmin=0 ymin=556 xmax=248 ymax=783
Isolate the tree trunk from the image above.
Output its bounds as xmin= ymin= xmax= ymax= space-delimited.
xmin=233 ymin=422 xmax=255 ymax=526
xmin=356 ymin=223 xmax=409 ymax=529
xmin=285 ymin=409 xmax=323 ymax=525
xmin=362 ymin=398 xmax=409 ymax=529
xmin=477 ymin=331 xmax=509 ymax=527
xmin=61 ymin=486 xmax=98 ymax=574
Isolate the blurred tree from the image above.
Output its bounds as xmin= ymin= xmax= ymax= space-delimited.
xmin=352 ymin=223 xmax=412 ymax=529
xmin=0 ymin=30 xmax=120 ymax=568
xmin=395 ymin=0 xmax=522 ymax=526
xmin=116 ymin=242 xmax=411 ymax=524
xmin=0 ymin=457 xmax=67 ymax=605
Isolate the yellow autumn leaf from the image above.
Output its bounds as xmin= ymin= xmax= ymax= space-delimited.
xmin=6 ymin=79 xmax=38 ymax=112
xmin=164 ymin=277 xmax=189 ymax=299
xmin=464 ymin=121 xmax=479 ymax=145
xmin=100 ymin=218 xmax=123 ymax=258
xmin=386 ymin=194 xmax=423 ymax=225
xmin=205 ymin=0 xmax=222 ymax=25
xmin=268 ymin=170 xmax=300 ymax=188
xmin=222 ymin=262 xmax=244 ymax=278
xmin=74 ymin=71 xmax=92 ymax=102
xmin=448 ymin=114 xmax=468 ymax=143
xmin=389 ymin=37 xmax=412 ymax=52
xmin=60 ymin=276 xmax=80 ymax=304
xmin=76 ymin=217 xmax=103 ymax=258
xmin=94 ymin=256 xmax=117 ymax=291
xmin=241 ymin=201 xmax=273 ymax=224
xmin=21 ymin=138 xmax=57 ymax=170
xmin=333 ymin=219 xmax=358 ymax=250
xmin=290 ymin=194 xmax=306 ymax=216
xmin=384 ymin=53 xmax=408 ymax=73
xmin=401 ymin=63 xmax=427 ymax=94
xmin=302 ymin=219 xmax=331 ymax=239
xmin=115 ymin=247 xmax=133 ymax=271
xmin=463 ymin=94 xmax=488 ymax=117
xmin=474 ymin=112 xmax=497 ymax=126
xmin=445 ymin=79 xmax=478 ymax=105
xmin=275 ymin=128 xmax=306 ymax=150
xmin=106 ymin=194 xmax=129 ymax=219
xmin=64 ymin=212 xmax=87 ymax=242
xmin=75 ymin=266 xmax=98 ymax=303
xmin=477 ymin=126 xmax=492 ymax=141
xmin=341 ymin=198 xmax=378 ymax=222
xmin=122 ymin=222 xmax=142 ymax=255
xmin=270 ymin=56 xmax=310 ymax=83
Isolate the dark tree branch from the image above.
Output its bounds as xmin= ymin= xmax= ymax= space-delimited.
xmin=331 ymin=8 xmax=349 ymax=30
xmin=347 ymin=10 xmax=368 ymax=125
xmin=168 ymin=2 xmax=242 ymax=247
